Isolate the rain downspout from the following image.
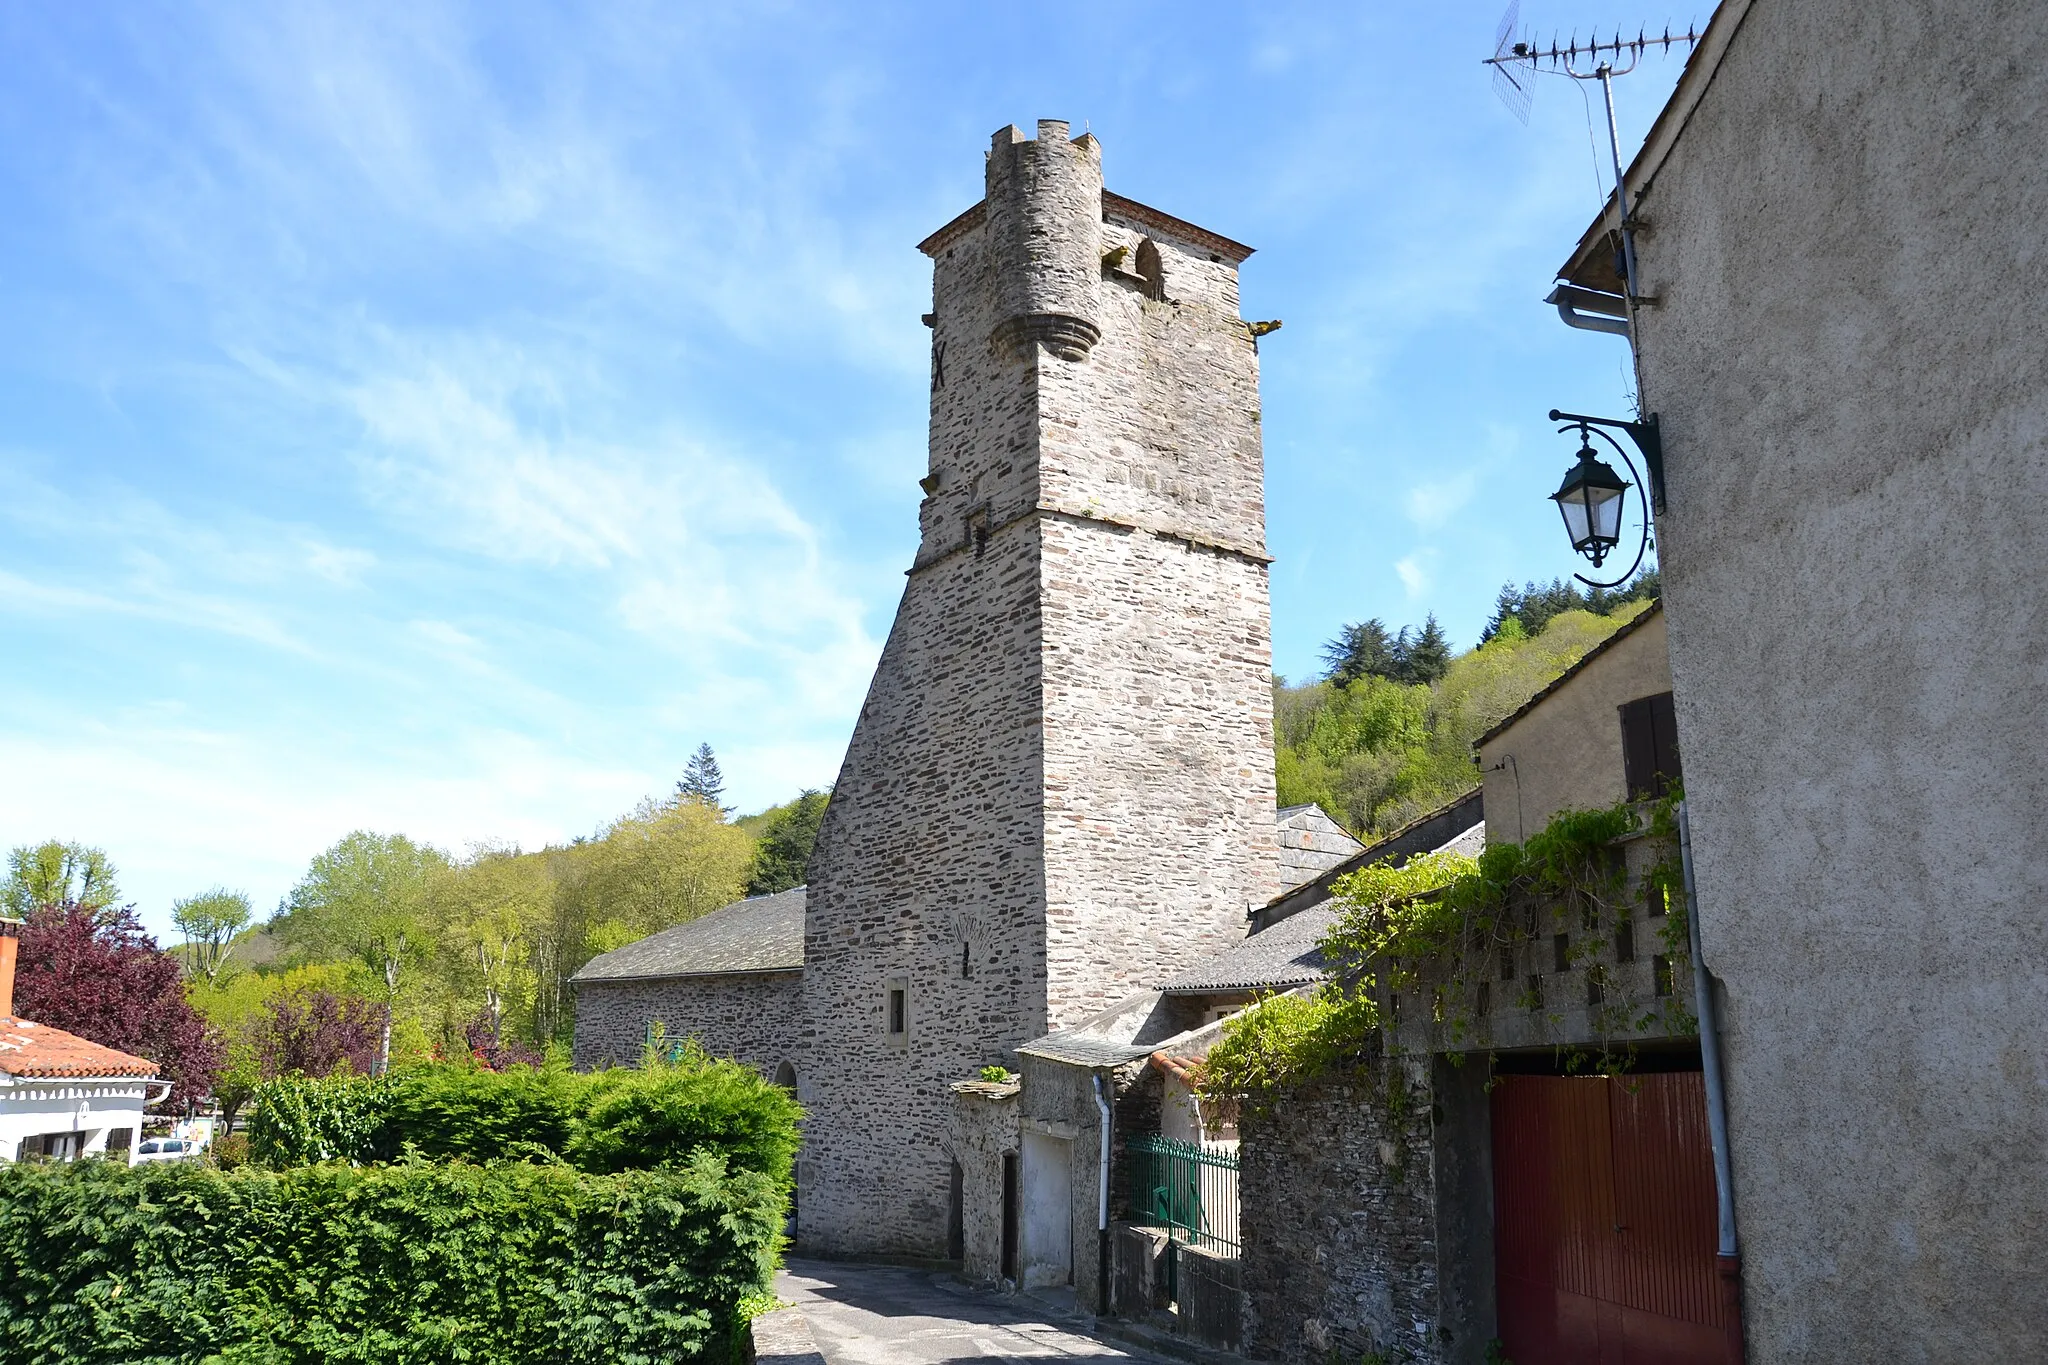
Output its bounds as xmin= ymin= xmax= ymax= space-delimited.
xmin=1093 ymin=1072 xmax=1113 ymax=1314
xmin=1680 ymin=800 xmax=1745 ymax=1357
xmin=1546 ymin=283 xmax=1631 ymax=338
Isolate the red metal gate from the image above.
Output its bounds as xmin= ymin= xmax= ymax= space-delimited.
xmin=1492 ymin=1073 xmax=1738 ymax=1365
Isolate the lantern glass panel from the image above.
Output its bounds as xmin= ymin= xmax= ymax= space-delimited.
xmin=1585 ymin=480 xmax=1626 ymax=545
xmin=1557 ymin=494 xmax=1594 ymax=547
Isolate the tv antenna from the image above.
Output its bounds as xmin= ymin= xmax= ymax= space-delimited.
xmin=1484 ymin=5 xmax=1701 ymax=301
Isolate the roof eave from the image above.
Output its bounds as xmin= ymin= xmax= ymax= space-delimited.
xmin=1556 ymin=0 xmax=1760 ymax=290
xmin=571 ymin=963 xmax=803 ymax=988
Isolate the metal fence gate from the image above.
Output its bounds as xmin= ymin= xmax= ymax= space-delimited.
xmin=1126 ymin=1133 xmax=1240 ymax=1288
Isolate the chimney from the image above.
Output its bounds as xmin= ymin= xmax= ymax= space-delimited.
xmin=0 ymin=917 xmax=20 ymax=1020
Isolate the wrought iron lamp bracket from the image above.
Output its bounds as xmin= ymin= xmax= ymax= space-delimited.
xmin=1548 ymin=409 xmax=1665 ymax=512
xmin=1546 ymin=408 xmax=1662 ymax=589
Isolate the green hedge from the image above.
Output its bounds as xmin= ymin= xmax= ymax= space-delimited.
xmin=0 ymin=1151 xmax=779 ymax=1364
xmin=247 ymin=1046 xmax=801 ymax=1186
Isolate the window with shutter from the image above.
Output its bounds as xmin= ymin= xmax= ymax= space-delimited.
xmin=1619 ymin=690 xmax=1682 ymax=798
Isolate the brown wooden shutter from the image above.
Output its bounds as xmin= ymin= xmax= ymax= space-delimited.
xmin=1620 ymin=691 xmax=1681 ymax=798
xmin=1649 ymin=691 xmax=1681 ymax=793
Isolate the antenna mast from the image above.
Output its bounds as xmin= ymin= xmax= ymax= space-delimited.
xmin=1485 ymin=16 xmax=1702 ymax=302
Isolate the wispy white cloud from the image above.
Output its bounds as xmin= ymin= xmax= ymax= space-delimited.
xmin=1404 ymin=467 xmax=1481 ymax=530
xmin=1395 ymin=551 xmax=1435 ymax=599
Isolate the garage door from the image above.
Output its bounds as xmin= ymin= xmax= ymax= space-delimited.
xmin=1492 ymin=1072 xmax=1739 ymax=1365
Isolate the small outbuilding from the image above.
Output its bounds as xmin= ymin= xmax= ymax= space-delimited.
xmin=0 ymin=918 xmax=165 ymax=1164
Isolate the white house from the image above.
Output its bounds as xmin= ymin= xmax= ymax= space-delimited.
xmin=0 ymin=917 xmax=165 ymax=1163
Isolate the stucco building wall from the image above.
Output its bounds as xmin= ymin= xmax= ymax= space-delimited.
xmin=570 ymin=971 xmax=804 ymax=1075
xmin=798 ymin=122 xmax=1276 ymax=1259
xmin=1476 ymin=606 xmax=1668 ymax=844
xmin=1615 ymin=3 xmax=2048 ymax=1357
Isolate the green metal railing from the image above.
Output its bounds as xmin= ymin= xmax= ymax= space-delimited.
xmin=1125 ymin=1134 xmax=1240 ymax=1256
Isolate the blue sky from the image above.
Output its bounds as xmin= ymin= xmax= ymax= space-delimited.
xmin=0 ymin=2 xmax=1683 ymax=936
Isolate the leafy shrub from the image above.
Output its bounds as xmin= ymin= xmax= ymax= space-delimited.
xmin=247 ymin=1071 xmax=389 ymax=1165
xmin=245 ymin=1048 xmax=802 ymax=1185
xmin=1201 ymin=987 xmax=1381 ymax=1111
xmin=570 ymin=1045 xmax=802 ymax=1185
xmin=378 ymin=1064 xmax=582 ymax=1162
xmin=209 ymin=1132 xmax=250 ymax=1170
xmin=0 ymin=1151 xmax=778 ymax=1363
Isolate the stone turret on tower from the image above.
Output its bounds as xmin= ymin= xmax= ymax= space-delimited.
xmin=987 ymin=121 xmax=1104 ymax=362
xmin=798 ymin=121 xmax=1277 ymax=1259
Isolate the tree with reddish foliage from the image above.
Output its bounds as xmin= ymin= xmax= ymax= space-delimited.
xmin=256 ymin=987 xmax=383 ymax=1080
xmin=463 ymin=1011 xmax=544 ymax=1071
xmin=13 ymin=902 xmax=224 ymax=1110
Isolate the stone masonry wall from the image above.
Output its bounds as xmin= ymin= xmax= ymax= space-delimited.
xmin=572 ymin=972 xmax=803 ymax=1076
xmin=1238 ymin=1056 xmax=1445 ymax=1365
xmin=949 ymin=1081 xmax=1022 ymax=1285
xmin=798 ymin=122 xmax=1276 ymax=1259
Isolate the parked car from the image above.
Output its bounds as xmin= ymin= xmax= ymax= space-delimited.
xmin=133 ymin=1137 xmax=203 ymax=1163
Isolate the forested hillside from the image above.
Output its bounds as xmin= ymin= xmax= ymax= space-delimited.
xmin=1278 ymin=574 xmax=1658 ymax=838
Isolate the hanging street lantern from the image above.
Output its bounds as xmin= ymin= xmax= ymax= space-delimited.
xmin=1542 ymin=408 xmax=1666 ymax=587
xmin=1551 ymin=436 xmax=1630 ymax=566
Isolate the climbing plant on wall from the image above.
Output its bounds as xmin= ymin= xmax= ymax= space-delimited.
xmin=1203 ymin=794 xmax=1691 ymax=1110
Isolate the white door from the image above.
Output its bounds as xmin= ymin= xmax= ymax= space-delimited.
xmin=1019 ymin=1130 xmax=1073 ymax=1289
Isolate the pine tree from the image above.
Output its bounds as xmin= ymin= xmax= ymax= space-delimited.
xmin=1322 ymin=619 xmax=1398 ymax=687
xmin=676 ymin=743 xmax=731 ymax=815
xmin=1399 ymin=614 xmax=1452 ymax=685
xmin=745 ymin=790 xmax=829 ymax=896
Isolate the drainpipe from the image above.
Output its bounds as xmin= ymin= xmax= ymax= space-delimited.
xmin=1093 ymin=1072 xmax=1113 ymax=1316
xmin=1679 ymin=800 xmax=1745 ymax=1359
xmin=1545 ymin=284 xmax=1631 ymax=339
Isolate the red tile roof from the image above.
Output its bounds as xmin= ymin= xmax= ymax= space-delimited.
xmin=0 ymin=1018 xmax=159 ymax=1079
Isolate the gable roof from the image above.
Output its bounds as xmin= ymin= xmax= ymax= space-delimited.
xmin=1276 ymin=804 xmax=1367 ymax=890
xmin=1250 ymin=788 xmax=1485 ymax=933
xmin=0 ymin=1019 xmax=159 ymax=1080
xmin=1471 ymin=600 xmax=1664 ymax=751
xmin=1155 ymin=905 xmax=1340 ymax=994
xmin=569 ymin=886 xmax=806 ymax=986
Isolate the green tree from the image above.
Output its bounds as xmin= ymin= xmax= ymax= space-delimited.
xmin=1395 ymin=614 xmax=1453 ymax=686
xmin=437 ymin=847 xmax=552 ymax=1039
xmin=1276 ymin=599 xmax=1654 ymax=837
xmin=280 ymin=832 xmax=452 ymax=1075
xmin=4 ymin=842 xmax=120 ymax=917
xmin=171 ymin=888 xmax=253 ymax=985
xmin=676 ymin=743 xmax=730 ymax=815
xmin=745 ymin=790 xmax=828 ymax=895
xmin=1320 ymin=619 xmax=1397 ymax=687
xmin=569 ymin=800 xmax=753 ymax=951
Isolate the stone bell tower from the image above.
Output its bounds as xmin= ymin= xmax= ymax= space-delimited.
xmin=798 ymin=121 xmax=1278 ymax=1257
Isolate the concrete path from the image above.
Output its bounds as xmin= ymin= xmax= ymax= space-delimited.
xmin=772 ymin=1260 xmax=1172 ymax=1365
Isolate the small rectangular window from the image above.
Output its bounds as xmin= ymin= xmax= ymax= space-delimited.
xmin=1553 ymin=933 xmax=1571 ymax=973
xmin=1653 ymin=955 xmax=1675 ymax=998
xmin=885 ymin=975 xmax=909 ymax=1045
xmin=889 ymin=988 xmax=906 ymax=1034
xmin=1615 ymin=918 xmax=1636 ymax=964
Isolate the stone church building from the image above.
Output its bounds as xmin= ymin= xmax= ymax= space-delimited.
xmin=576 ymin=119 xmax=1314 ymax=1261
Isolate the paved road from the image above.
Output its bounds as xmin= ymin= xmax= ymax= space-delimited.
xmin=773 ymin=1260 xmax=1171 ymax=1365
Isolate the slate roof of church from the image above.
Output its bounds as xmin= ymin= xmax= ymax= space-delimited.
xmin=569 ymin=886 xmax=806 ymax=985
xmin=0 ymin=1018 xmax=160 ymax=1079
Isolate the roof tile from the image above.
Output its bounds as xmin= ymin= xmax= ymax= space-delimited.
xmin=0 ymin=1019 xmax=159 ymax=1079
